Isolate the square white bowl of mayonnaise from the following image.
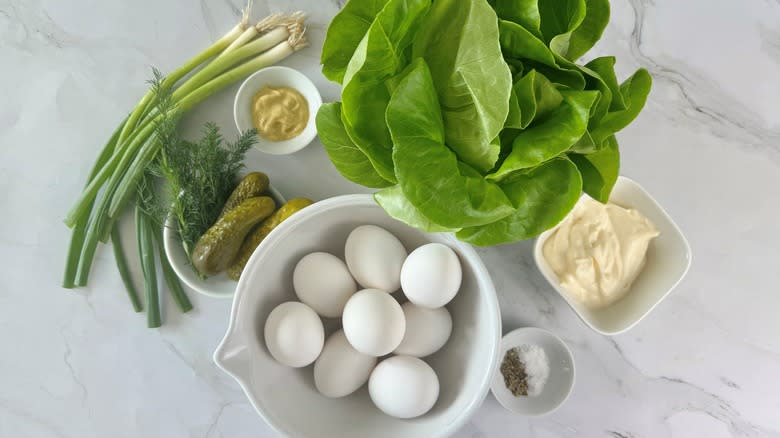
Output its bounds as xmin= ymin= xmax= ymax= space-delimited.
xmin=533 ymin=176 xmax=691 ymax=335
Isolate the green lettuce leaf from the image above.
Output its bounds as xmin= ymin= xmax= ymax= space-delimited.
xmin=457 ymin=158 xmax=583 ymax=245
xmin=537 ymin=0 xmax=587 ymax=60
xmin=522 ymin=59 xmax=586 ymax=89
xmin=498 ymin=17 xmax=593 ymax=90
xmin=387 ymin=58 xmax=514 ymax=228
xmin=506 ymin=58 xmax=526 ymax=79
xmin=494 ymin=0 xmax=541 ymax=38
xmin=514 ymin=69 xmax=564 ymax=129
xmin=489 ymin=89 xmax=598 ymax=179
xmin=499 ymin=19 xmax=557 ymax=68
xmin=569 ymin=135 xmax=619 ymax=202
xmin=495 ymin=0 xmax=608 ymax=62
xmin=321 ymin=0 xmax=390 ymax=84
xmin=569 ymin=59 xmax=646 ymax=154
xmin=374 ymin=186 xmax=458 ymax=232
xmin=590 ymin=68 xmax=652 ymax=145
xmin=584 ymin=56 xmax=625 ymax=121
xmin=570 ymin=129 xmax=597 ymax=154
xmin=502 ymin=69 xmax=563 ymax=138
xmin=316 ymin=103 xmax=392 ymax=188
xmin=505 ymin=87 xmax=523 ymax=129
xmin=340 ymin=0 xmax=431 ymax=183
xmin=413 ymin=0 xmax=512 ymax=172
xmin=567 ymin=0 xmax=610 ymax=61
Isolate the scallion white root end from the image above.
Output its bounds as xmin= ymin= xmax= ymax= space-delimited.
xmin=256 ymin=12 xmax=286 ymax=33
xmin=241 ymin=0 xmax=254 ymax=29
xmin=287 ymin=22 xmax=308 ymax=51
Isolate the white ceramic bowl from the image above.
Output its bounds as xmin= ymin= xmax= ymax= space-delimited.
xmin=163 ymin=186 xmax=285 ymax=298
xmin=534 ymin=176 xmax=692 ymax=335
xmin=214 ymin=194 xmax=502 ymax=438
xmin=233 ymin=66 xmax=322 ymax=154
xmin=490 ymin=327 xmax=575 ymax=416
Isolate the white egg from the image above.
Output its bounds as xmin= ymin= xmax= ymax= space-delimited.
xmin=293 ymin=252 xmax=357 ymax=318
xmin=394 ymin=302 xmax=452 ymax=357
xmin=368 ymin=355 xmax=440 ymax=419
xmin=345 ymin=225 xmax=407 ymax=292
xmin=342 ymin=289 xmax=406 ymax=356
xmin=314 ymin=330 xmax=377 ymax=398
xmin=401 ymin=243 xmax=462 ymax=308
xmin=264 ymin=302 xmax=324 ymax=368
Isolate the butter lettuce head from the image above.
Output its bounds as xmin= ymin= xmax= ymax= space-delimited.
xmin=319 ymin=0 xmax=652 ymax=245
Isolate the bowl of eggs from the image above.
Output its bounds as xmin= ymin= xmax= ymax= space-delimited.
xmin=214 ymin=194 xmax=501 ymax=438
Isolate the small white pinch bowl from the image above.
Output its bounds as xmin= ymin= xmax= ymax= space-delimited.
xmin=490 ymin=327 xmax=575 ymax=416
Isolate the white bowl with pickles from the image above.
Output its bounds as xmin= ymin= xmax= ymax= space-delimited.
xmin=163 ymin=172 xmax=311 ymax=298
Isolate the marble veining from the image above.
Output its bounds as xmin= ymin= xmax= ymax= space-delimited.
xmin=1 ymin=0 xmax=779 ymax=437
xmin=623 ymin=0 xmax=780 ymax=158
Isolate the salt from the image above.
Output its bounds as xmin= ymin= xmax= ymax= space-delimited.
xmin=515 ymin=344 xmax=550 ymax=396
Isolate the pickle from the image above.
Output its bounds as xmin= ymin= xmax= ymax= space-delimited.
xmin=227 ymin=197 xmax=314 ymax=280
xmin=191 ymin=196 xmax=276 ymax=276
xmin=218 ymin=172 xmax=270 ymax=220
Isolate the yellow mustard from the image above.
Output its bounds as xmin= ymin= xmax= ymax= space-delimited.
xmin=250 ymin=86 xmax=309 ymax=141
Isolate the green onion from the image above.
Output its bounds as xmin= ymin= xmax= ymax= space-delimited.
xmin=218 ymin=12 xmax=285 ymax=58
xmin=171 ymin=25 xmax=291 ymax=100
xmin=111 ymin=226 xmax=143 ymax=312
xmin=153 ymin=227 xmax=193 ymax=313
xmin=62 ymin=118 xmax=126 ymax=288
xmin=136 ymin=204 xmax=161 ymax=328
xmin=62 ymin=8 xmax=308 ymax=326
xmin=117 ymin=23 xmax=247 ymax=144
xmin=65 ymin=118 xmax=157 ymax=229
xmin=74 ymin=189 xmax=114 ymax=286
xmin=63 ymin=21 xmax=251 ymax=229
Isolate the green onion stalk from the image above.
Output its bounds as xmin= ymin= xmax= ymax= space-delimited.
xmin=135 ymin=201 xmax=160 ymax=328
xmin=62 ymin=6 xmax=308 ymax=327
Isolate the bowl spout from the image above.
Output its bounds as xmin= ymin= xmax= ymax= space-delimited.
xmin=214 ymin=330 xmax=251 ymax=381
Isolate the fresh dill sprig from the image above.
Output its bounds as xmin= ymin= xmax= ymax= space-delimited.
xmin=147 ymin=70 xmax=257 ymax=262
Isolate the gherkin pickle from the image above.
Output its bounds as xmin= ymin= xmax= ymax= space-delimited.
xmin=218 ymin=172 xmax=270 ymax=220
xmin=191 ymin=196 xmax=276 ymax=276
xmin=227 ymin=197 xmax=313 ymax=280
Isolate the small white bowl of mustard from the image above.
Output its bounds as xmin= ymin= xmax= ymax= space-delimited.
xmin=234 ymin=66 xmax=322 ymax=154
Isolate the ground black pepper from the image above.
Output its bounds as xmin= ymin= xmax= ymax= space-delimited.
xmin=500 ymin=348 xmax=529 ymax=396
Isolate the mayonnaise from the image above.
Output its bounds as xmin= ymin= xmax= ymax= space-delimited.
xmin=542 ymin=198 xmax=659 ymax=309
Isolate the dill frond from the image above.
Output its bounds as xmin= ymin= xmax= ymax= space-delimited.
xmin=147 ymin=70 xmax=257 ymax=262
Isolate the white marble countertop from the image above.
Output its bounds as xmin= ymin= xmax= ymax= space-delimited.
xmin=2 ymin=0 xmax=779 ymax=436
